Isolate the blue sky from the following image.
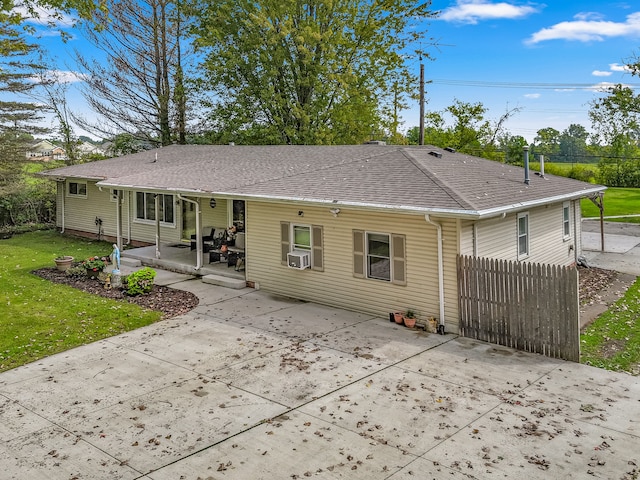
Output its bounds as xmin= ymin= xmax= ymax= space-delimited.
xmin=406 ymin=0 xmax=640 ymax=141
xmin=22 ymin=0 xmax=640 ymax=142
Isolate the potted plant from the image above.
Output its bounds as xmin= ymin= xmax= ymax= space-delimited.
xmin=82 ymin=256 xmax=107 ymax=279
xmin=393 ymin=311 xmax=404 ymax=324
xmin=403 ymin=309 xmax=417 ymax=328
xmin=54 ymin=255 xmax=74 ymax=271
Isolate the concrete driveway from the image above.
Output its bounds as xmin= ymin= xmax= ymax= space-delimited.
xmin=1 ymin=271 xmax=639 ymax=480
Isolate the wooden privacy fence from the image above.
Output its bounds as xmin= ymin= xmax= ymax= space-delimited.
xmin=457 ymin=255 xmax=579 ymax=362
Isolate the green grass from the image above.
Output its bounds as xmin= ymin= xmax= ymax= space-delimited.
xmin=580 ymin=187 xmax=640 ymax=223
xmin=581 ymin=277 xmax=640 ymax=375
xmin=0 ymin=230 xmax=162 ymax=372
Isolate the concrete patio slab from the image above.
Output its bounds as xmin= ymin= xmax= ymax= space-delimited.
xmin=61 ymin=376 xmax=287 ymax=475
xmin=1 ymin=271 xmax=639 ymax=479
xmin=146 ymin=410 xmax=413 ymax=480
xmin=400 ymin=337 xmax=566 ymax=397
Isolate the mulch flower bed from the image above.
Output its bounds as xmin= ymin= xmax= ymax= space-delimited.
xmin=33 ymin=268 xmax=199 ymax=319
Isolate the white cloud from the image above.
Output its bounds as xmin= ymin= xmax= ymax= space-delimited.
xmin=526 ymin=11 xmax=640 ymax=44
xmin=13 ymin=5 xmax=76 ymax=28
xmin=524 ymin=93 xmax=541 ymax=98
xmin=610 ymin=63 xmax=632 ymax=72
xmin=439 ymin=0 xmax=539 ymax=24
xmin=592 ymin=70 xmax=613 ymax=76
xmin=30 ymin=70 xmax=88 ymax=85
xmin=587 ymin=81 xmax=625 ymax=92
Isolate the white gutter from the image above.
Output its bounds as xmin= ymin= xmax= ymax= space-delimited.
xmin=177 ymin=194 xmax=202 ymax=270
xmin=425 ymin=215 xmax=446 ymax=334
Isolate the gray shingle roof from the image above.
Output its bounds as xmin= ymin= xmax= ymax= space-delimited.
xmin=41 ymin=144 xmax=605 ymax=218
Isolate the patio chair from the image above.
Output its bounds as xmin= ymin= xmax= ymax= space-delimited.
xmin=190 ymin=227 xmax=216 ymax=252
xmin=227 ymin=232 xmax=245 ymax=270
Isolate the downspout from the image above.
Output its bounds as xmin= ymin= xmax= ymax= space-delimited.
xmin=115 ymin=190 xmax=122 ymax=251
xmin=177 ymin=194 xmax=202 ymax=270
xmin=154 ymin=194 xmax=161 ymax=259
xmin=425 ymin=215 xmax=446 ymax=334
xmin=59 ymin=181 xmax=65 ymax=233
xmin=126 ymin=191 xmax=131 ymax=245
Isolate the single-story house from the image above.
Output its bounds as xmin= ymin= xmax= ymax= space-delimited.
xmin=40 ymin=144 xmax=605 ymax=333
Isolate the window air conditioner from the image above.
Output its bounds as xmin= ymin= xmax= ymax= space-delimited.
xmin=287 ymin=250 xmax=311 ymax=270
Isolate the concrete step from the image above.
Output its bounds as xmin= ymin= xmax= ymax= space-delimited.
xmin=202 ymin=274 xmax=246 ymax=290
xmin=121 ymin=257 xmax=142 ymax=267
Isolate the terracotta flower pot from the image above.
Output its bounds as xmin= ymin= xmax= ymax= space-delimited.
xmin=393 ymin=312 xmax=404 ymax=324
xmin=54 ymin=256 xmax=74 ymax=271
xmin=403 ymin=316 xmax=416 ymax=328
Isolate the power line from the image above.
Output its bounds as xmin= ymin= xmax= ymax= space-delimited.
xmin=429 ymin=79 xmax=640 ymax=90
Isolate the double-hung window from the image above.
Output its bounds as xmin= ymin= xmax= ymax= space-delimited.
xmin=517 ymin=212 xmax=529 ymax=259
xmin=353 ymin=230 xmax=406 ymax=285
xmin=562 ymin=202 xmax=571 ymax=239
xmin=280 ymin=222 xmax=323 ymax=271
xmin=136 ymin=192 xmax=174 ymax=224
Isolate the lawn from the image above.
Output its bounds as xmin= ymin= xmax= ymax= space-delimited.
xmin=581 ymin=277 xmax=640 ymax=375
xmin=0 ymin=230 xmax=162 ymax=372
xmin=580 ymin=187 xmax=640 ymax=223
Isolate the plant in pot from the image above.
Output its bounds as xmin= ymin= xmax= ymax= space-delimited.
xmin=82 ymin=256 xmax=107 ymax=279
xmin=403 ymin=309 xmax=417 ymax=328
xmin=54 ymin=255 xmax=74 ymax=271
xmin=393 ymin=311 xmax=404 ymax=324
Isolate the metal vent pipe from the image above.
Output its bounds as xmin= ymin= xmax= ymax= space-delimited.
xmin=523 ymin=146 xmax=530 ymax=185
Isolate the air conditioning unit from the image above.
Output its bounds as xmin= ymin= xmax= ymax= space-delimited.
xmin=287 ymin=250 xmax=311 ymax=270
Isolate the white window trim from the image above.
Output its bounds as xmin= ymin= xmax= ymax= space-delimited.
xmin=109 ymin=189 xmax=119 ymax=203
xmin=67 ymin=181 xmax=87 ymax=198
xmin=366 ymin=231 xmax=392 ymax=282
xmin=517 ymin=212 xmax=529 ymax=260
xmin=133 ymin=192 xmax=176 ymax=227
xmin=562 ymin=202 xmax=571 ymax=241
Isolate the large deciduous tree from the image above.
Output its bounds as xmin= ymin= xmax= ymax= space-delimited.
xmin=74 ymin=0 xmax=191 ymax=146
xmin=192 ymin=0 xmax=435 ymax=145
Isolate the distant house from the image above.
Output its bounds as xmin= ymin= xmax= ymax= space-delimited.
xmin=76 ymin=141 xmax=106 ymax=158
xmin=40 ymin=145 xmax=605 ymax=333
xmin=26 ymin=140 xmax=67 ymax=161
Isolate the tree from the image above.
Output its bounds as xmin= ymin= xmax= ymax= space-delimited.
xmin=73 ymin=0 xmax=191 ymax=146
xmin=0 ymin=11 xmax=49 ymax=189
xmin=192 ymin=0 xmax=435 ymax=145
xmin=558 ymin=124 xmax=590 ymax=164
xmin=498 ymin=133 xmax=528 ymax=164
xmin=532 ymin=127 xmax=560 ymax=160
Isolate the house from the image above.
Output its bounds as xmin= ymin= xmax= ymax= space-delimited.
xmin=39 ymin=144 xmax=605 ymax=333
xmin=26 ymin=140 xmax=67 ymax=161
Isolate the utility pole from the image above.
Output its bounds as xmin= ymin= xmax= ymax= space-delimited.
xmin=419 ymin=62 xmax=425 ymax=146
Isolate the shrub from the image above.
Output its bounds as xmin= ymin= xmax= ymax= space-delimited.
xmin=125 ymin=267 xmax=156 ymax=296
xmin=65 ymin=264 xmax=87 ymax=279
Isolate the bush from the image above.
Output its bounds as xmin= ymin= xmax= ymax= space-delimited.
xmin=65 ymin=264 xmax=87 ymax=279
xmin=125 ymin=267 xmax=156 ymax=296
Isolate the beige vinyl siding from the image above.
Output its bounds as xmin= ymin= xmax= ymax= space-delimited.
xmin=459 ymin=220 xmax=475 ymax=256
xmin=55 ymin=182 xmax=64 ymax=228
xmin=246 ymin=202 xmax=460 ymax=330
xmin=201 ymin=197 xmax=229 ymax=231
xmin=574 ymin=201 xmax=582 ymax=254
xmin=528 ymin=202 xmax=576 ymax=266
xmin=475 ymin=203 xmax=577 ymax=266
xmin=61 ymin=181 xmax=116 ymax=236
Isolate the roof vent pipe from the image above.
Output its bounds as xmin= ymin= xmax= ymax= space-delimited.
xmin=523 ymin=146 xmax=530 ymax=185
xmin=539 ymin=154 xmax=545 ymax=178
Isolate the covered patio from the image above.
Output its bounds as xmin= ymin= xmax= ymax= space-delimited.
xmin=121 ymin=242 xmax=245 ymax=281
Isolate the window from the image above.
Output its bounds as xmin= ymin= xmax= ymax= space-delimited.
xmin=293 ymin=224 xmax=311 ymax=251
xmin=280 ymin=222 xmax=323 ymax=271
xmin=135 ymin=192 xmax=174 ymax=224
xmin=353 ymin=230 xmax=406 ymax=285
xmin=517 ymin=212 xmax=529 ymax=259
xmin=367 ymin=233 xmax=391 ymax=281
xmin=67 ymin=181 xmax=87 ymax=197
xmin=110 ymin=189 xmax=119 ymax=203
xmin=563 ymin=202 xmax=571 ymax=239
xmin=232 ymin=200 xmax=245 ymax=232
